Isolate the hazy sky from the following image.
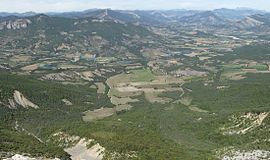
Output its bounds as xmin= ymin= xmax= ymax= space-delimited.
xmin=1 ymin=0 xmax=270 ymax=12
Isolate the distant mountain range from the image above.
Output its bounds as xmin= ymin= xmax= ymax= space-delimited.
xmin=0 ymin=8 xmax=266 ymax=20
xmin=1 ymin=8 xmax=270 ymax=34
xmin=0 ymin=11 xmax=37 ymax=17
xmin=0 ymin=13 xmax=152 ymax=56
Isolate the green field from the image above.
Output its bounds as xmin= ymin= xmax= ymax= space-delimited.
xmin=130 ymin=68 xmax=156 ymax=82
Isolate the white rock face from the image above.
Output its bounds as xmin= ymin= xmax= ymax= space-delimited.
xmin=8 ymin=98 xmax=17 ymax=109
xmin=3 ymin=154 xmax=61 ymax=160
xmin=4 ymin=154 xmax=34 ymax=160
xmin=222 ymin=150 xmax=270 ymax=160
xmin=64 ymin=138 xmax=104 ymax=160
xmin=62 ymin=99 xmax=73 ymax=106
xmin=13 ymin=90 xmax=39 ymax=109
xmin=51 ymin=132 xmax=105 ymax=160
xmin=0 ymin=19 xmax=31 ymax=30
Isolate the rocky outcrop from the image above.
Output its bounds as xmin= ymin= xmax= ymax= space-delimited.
xmin=220 ymin=112 xmax=269 ymax=135
xmin=0 ymin=19 xmax=31 ymax=30
xmin=13 ymin=90 xmax=39 ymax=109
xmin=221 ymin=150 xmax=270 ymax=160
xmin=62 ymin=99 xmax=73 ymax=106
xmin=6 ymin=90 xmax=39 ymax=109
xmin=50 ymin=132 xmax=105 ymax=160
xmin=3 ymin=154 xmax=60 ymax=160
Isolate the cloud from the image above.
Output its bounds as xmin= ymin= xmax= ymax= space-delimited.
xmin=0 ymin=0 xmax=270 ymax=13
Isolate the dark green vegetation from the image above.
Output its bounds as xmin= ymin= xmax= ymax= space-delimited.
xmin=0 ymin=72 xmax=112 ymax=159
xmin=0 ymin=121 xmax=69 ymax=159
xmin=0 ymin=72 xmax=212 ymax=159
xmin=186 ymin=74 xmax=270 ymax=113
xmin=1 ymin=67 xmax=270 ymax=159
xmin=184 ymin=73 xmax=270 ymax=149
xmin=220 ymin=44 xmax=270 ymax=62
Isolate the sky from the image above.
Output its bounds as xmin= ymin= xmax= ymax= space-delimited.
xmin=1 ymin=0 xmax=270 ymax=13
